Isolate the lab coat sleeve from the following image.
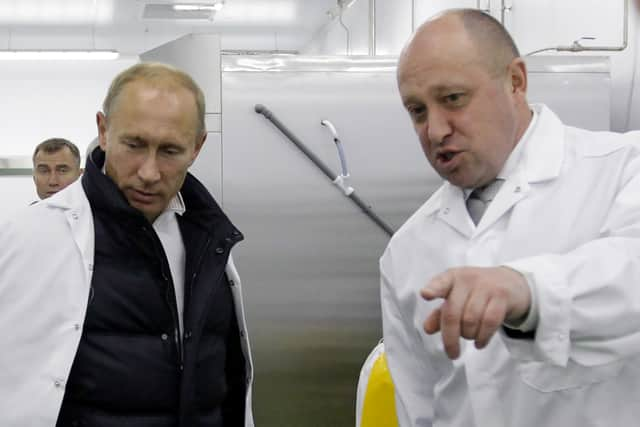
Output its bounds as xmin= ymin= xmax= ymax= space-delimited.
xmin=502 ymin=153 xmax=640 ymax=367
xmin=381 ymin=266 xmax=435 ymax=427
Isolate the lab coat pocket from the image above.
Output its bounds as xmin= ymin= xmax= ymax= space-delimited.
xmin=517 ymin=359 xmax=625 ymax=392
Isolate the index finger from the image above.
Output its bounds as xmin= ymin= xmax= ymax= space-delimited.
xmin=421 ymin=270 xmax=454 ymax=301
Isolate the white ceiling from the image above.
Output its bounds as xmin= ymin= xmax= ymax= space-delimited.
xmin=0 ymin=0 xmax=342 ymax=54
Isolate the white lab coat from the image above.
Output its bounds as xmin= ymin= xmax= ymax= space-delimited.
xmin=380 ymin=104 xmax=640 ymax=427
xmin=0 ymin=179 xmax=254 ymax=427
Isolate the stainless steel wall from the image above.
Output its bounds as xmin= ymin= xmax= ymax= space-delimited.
xmin=221 ymin=56 xmax=435 ymax=426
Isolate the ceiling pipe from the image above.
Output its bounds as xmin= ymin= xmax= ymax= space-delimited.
xmin=526 ymin=0 xmax=628 ymax=56
xmin=411 ymin=0 xmax=416 ymax=32
xmin=500 ymin=0 xmax=512 ymax=25
xmin=368 ymin=0 xmax=376 ymax=56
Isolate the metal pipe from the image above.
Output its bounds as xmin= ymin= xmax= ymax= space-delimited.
xmin=338 ymin=11 xmax=351 ymax=55
xmin=411 ymin=0 xmax=415 ymax=32
xmin=500 ymin=0 xmax=509 ymax=25
xmin=526 ymin=0 xmax=628 ymax=56
xmin=369 ymin=0 xmax=376 ymax=55
xmin=255 ymin=104 xmax=395 ymax=237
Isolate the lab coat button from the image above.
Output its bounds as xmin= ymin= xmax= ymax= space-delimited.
xmin=54 ymin=379 xmax=64 ymax=388
xmin=515 ymin=186 xmax=522 ymax=193
xmin=443 ymin=208 xmax=450 ymax=215
xmin=71 ymin=212 xmax=79 ymax=220
xmin=74 ymin=324 xmax=81 ymax=331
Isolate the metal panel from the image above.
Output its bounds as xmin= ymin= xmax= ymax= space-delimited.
xmin=141 ymin=34 xmax=222 ymax=113
xmin=219 ymin=54 xmax=610 ymax=426
xmin=189 ymin=132 xmax=223 ymax=202
xmin=526 ymin=56 xmax=610 ymax=130
xmin=221 ymin=58 xmax=436 ymax=427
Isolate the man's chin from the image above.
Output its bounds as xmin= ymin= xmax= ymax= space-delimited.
xmin=128 ymin=200 xmax=161 ymax=223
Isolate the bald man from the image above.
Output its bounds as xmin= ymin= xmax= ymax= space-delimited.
xmin=381 ymin=8 xmax=640 ymax=427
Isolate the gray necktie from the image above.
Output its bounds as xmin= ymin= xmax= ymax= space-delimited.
xmin=466 ymin=179 xmax=504 ymax=225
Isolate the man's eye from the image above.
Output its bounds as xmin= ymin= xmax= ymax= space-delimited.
xmin=444 ymin=93 xmax=464 ymax=104
xmin=163 ymin=148 xmax=180 ymax=156
xmin=408 ymin=105 xmax=426 ymax=118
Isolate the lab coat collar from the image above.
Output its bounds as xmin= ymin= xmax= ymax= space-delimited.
xmin=433 ymin=104 xmax=565 ymax=237
xmin=521 ymin=104 xmax=565 ymax=184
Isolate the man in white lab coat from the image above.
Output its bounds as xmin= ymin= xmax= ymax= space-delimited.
xmin=381 ymin=8 xmax=640 ymax=427
xmin=31 ymin=137 xmax=82 ymax=201
xmin=0 ymin=63 xmax=254 ymax=427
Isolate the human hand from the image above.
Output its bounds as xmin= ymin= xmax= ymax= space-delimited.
xmin=420 ymin=266 xmax=531 ymax=359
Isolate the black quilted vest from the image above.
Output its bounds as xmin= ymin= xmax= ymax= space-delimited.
xmin=56 ymin=149 xmax=247 ymax=427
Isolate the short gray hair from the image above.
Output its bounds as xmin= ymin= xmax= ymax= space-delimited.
xmin=102 ymin=62 xmax=206 ymax=137
xmin=32 ymin=138 xmax=81 ymax=168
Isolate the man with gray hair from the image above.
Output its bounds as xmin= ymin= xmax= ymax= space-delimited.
xmin=32 ymin=137 xmax=82 ymax=200
xmin=381 ymin=8 xmax=640 ymax=426
xmin=0 ymin=62 xmax=253 ymax=427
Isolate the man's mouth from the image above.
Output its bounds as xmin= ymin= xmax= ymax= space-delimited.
xmin=439 ymin=152 xmax=456 ymax=162
xmin=130 ymin=189 xmax=158 ymax=204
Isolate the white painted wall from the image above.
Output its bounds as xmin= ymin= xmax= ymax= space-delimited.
xmin=0 ymin=57 xmax=138 ymax=157
xmin=303 ymin=0 xmax=640 ymax=132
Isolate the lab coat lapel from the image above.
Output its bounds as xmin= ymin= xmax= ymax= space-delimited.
xmin=437 ymin=182 xmax=474 ymax=239
xmin=45 ymin=180 xmax=96 ymax=286
xmin=474 ymin=176 xmax=529 ymax=235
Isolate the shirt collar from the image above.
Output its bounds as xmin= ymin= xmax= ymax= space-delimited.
xmin=101 ymin=163 xmax=186 ymax=217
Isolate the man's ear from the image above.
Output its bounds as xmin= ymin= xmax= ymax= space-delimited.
xmin=508 ymin=57 xmax=528 ymax=95
xmin=96 ymin=112 xmax=108 ymax=151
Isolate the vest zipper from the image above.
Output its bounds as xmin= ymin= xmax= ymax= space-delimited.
xmin=143 ymin=224 xmax=184 ymax=370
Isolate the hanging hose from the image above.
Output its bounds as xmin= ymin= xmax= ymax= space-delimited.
xmin=255 ymin=104 xmax=395 ymax=237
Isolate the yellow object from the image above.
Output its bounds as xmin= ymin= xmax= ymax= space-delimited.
xmin=360 ymin=351 xmax=399 ymax=427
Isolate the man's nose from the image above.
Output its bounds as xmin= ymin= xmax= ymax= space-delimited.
xmin=138 ymin=155 xmax=161 ymax=184
xmin=48 ymin=173 xmax=60 ymax=187
xmin=426 ymin=108 xmax=453 ymax=145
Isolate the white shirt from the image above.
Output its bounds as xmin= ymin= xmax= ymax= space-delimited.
xmin=152 ymin=194 xmax=187 ymax=335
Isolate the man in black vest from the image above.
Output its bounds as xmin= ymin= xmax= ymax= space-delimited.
xmin=0 ymin=62 xmax=253 ymax=427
